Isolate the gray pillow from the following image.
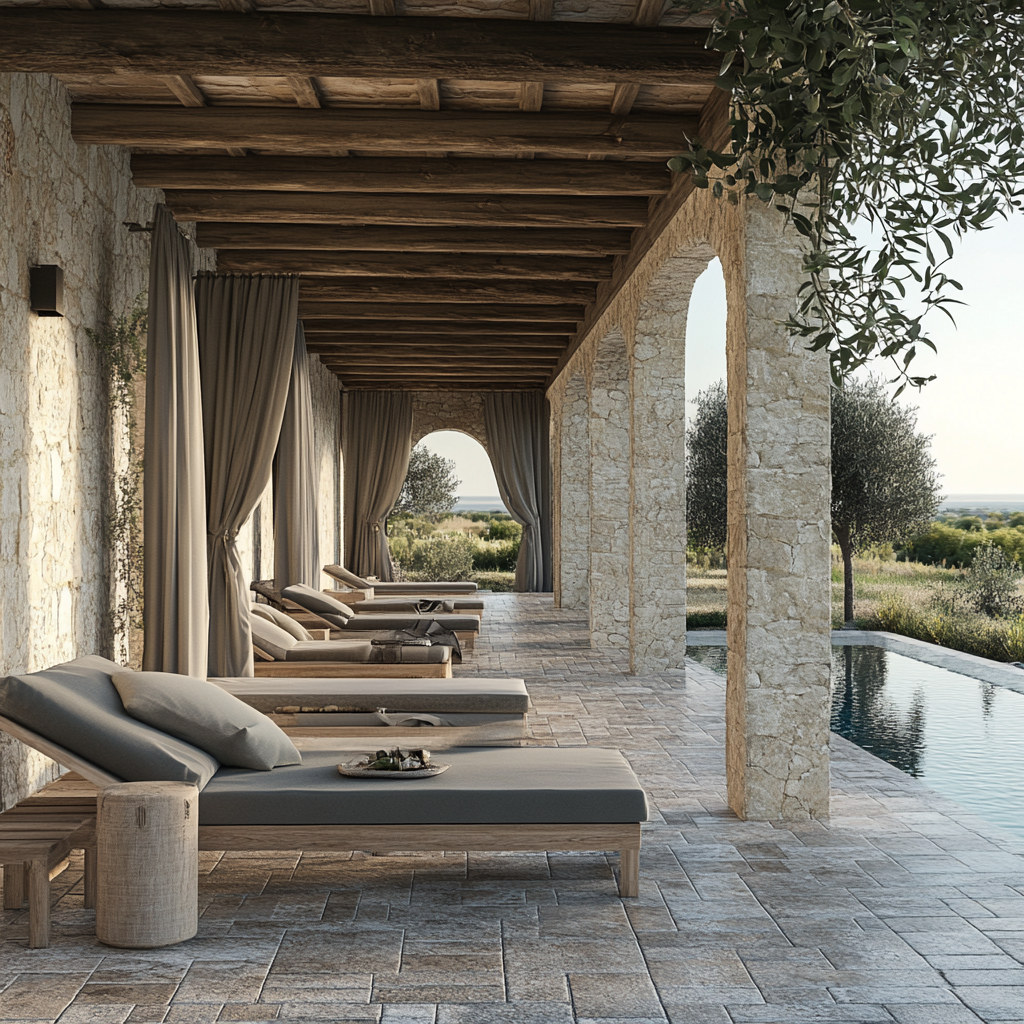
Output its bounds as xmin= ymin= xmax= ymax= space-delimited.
xmin=250 ymin=603 xmax=312 ymax=642
xmin=324 ymin=565 xmax=370 ymax=590
xmin=282 ymin=583 xmax=355 ymax=626
xmin=111 ymin=671 xmax=301 ymax=771
xmin=250 ymin=614 xmax=300 ymax=661
xmin=0 ymin=655 xmax=219 ymax=788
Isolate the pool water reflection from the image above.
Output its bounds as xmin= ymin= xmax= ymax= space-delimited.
xmin=686 ymin=644 xmax=1024 ymax=839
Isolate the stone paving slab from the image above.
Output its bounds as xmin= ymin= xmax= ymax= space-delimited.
xmin=2 ymin=595 xmax=1022 ymax=1023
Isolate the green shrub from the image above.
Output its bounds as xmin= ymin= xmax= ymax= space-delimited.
xmin=470 ymin=570 xmax=516 ymax=592
xmin=486 ymin=518 xmax=522 ymax=542
xmin=398 ymin=532 xmax=475 ymax=581
xmin=898 ymin=523 xmax=991 ymax=567
xmin=941 ymin=543 xmax=1023 ymax=618
xmin=873 ymin=592 xmax=1020 ymax=662
xmin=952 ymin=515 xmax=985 ymax=532
xmin=686 ymin=611 xmax=727 ymax=628
xmin=1005 ymin=616 xmax=1024 ymax=661
xmin=1009 ymin=513 xmax=1024 ymax=529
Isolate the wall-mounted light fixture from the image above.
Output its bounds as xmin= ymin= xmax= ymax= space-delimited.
xmin=30 ymin=264 xmax=65 ymax=317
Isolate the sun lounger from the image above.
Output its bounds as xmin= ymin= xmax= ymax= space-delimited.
xmin=324 ymin=564 xmax=479 ymax=596
xmin=213 ymin=676 xmax=530 ymax=746
xmin=0 ymin=657 xmax=648 ymax=898
xmin=324 ymin=591 xmax=485 ymax=618
xmin=280 ymin=584 xmax=481 ymax=643
xmin=250 ymin=606 xmax=454 ymax=678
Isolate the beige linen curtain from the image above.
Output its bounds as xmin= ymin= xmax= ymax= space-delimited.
xmin=273 ymin=322 xmax=319 ymax=589
xmin=143 ymin=204 xmax=209 ymax=678
xmin=197 ymin=273 xmax=300 ymax=677
xmin=342 ymin=391 xmax=413 ymax=581
xmin=483 ymin=391 xmax=553 ymax=592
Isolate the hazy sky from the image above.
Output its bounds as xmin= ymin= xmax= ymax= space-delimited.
xmin=424 ymin=214 xmax=1024 ymax=497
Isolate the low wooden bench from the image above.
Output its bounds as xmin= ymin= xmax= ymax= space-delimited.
xmin=1 ymin=773 xmax=97 ymax=948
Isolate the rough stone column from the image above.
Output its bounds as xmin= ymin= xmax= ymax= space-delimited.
xmin=559 ymin=371 xmax=591 ymax=611
xmin=725 ymin=198 xmax=832 ymax=821
xmin=589 ymin=330 xmax=631 ymax=648
xmin=630 ymin=247 xmax=714 ymax=673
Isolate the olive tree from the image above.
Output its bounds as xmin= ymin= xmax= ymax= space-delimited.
xmin=672 ymin=1 xmax=1024 ymax=389
xmin=686 ymin=376 xmax=941 ymax=623
xmin=392 ymin=444 xmax=461 ymax=518
xmin=831 ymin=377 xmax=941 ymax=623
xmin=685 ymin=381 xmax=729 ymax=550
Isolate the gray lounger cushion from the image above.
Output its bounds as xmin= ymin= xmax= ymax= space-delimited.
xmin=281 ymin=584 xmax=355 ymax=627
xmin=251 ymin=603 xmax=312 ymax=642
xmin=199 ymin=747 xmax=648 ymax=826
xmin=0 ymin=655 xmax=219 ymax=788
xmin=211 ymin=677 xmax=530 ymax=714
xmin=323 ymin=565 xmax=478 ymax=594
xmin=111 ymin=671 xmax=301 ymax=771
xmin=250 ymin=614 xmax=375 ymax=663
xmin=249 ymin=614 xmax=302 ymax=661
xmin=286 ymin=641 xmax=449 ymax=664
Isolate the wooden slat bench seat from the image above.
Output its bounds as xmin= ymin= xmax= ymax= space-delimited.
xmin=1 ymin=774 xmax=97 ymax=948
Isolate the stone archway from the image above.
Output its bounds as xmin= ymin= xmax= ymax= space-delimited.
xmin=629 ymin=242 xmax=717 ymax=673
xmin=411 ymin=391 xmax=488 ymax=451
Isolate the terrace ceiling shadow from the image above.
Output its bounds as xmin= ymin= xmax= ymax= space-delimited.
xmin=0 ymin=0 xmax=727 ymax=391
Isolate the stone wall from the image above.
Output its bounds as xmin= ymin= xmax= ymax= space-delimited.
xmin=0 ymin=74 xmax=162 ymax=808
xmin=410 ymin=390 xmax=488 ymax=449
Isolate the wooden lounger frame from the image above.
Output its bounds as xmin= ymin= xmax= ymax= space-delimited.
xmin=198 ymin=822 xmax=639 ymax=897
xmin=0 ymin=716 xmax=640 ymax=899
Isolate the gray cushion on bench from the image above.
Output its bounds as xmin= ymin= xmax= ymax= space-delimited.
xmin=0 ymin=655 xmax=219 ymax=788
xmin=199 ymin=747 xmax=648 ymax=826
xmin=211 ymin=677 xmax=530 ymax=714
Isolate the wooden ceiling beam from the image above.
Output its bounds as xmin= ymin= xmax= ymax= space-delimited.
xmin=324 ymin=362 xmax=560 ymax=373
xmin=161 ymin=75 xmax=205 ymax=108
xmin=297 ymin=302 xmax=584 ymax=321
xmin=287 ymin=77 xmax=322 ymax=109
xmin=339 ymin=381 xmax=546 ymax=390
xmin=72 ymin=106 xmax=697 ymax=160
xmin=300 ymin=321 xmax=577 ymax=336
xmin=196 ymin=224 xmax=634 ymax=256
xmin=3 ymin=13 xmax=718 ymax=84
xmin=132 ymin=155 xmax=671 ymax=195
xmin=306 ymin=338 xmax=568 ymax=350
xmin=299 ymin=279 xmax=596 ymax=304
xmin=215 ymin=251 xmax=613 ymax=280
xmin=309 ymin=344 xmax=566 ymax=357
xmin=165 ymin=190 xmax=649 ymax=228
xmin=329 ymin=370 xmax=552 ymax=382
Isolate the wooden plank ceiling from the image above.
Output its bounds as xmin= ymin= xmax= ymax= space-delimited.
xmin=0 ymin=0 xmax=723 ymax=391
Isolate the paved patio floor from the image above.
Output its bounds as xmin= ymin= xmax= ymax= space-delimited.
xmin=2 ymin=594 xmax=1023 ymax=1024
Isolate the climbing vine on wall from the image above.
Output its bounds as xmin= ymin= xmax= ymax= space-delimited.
xmin=672 ymin=1 xmax=1024 ymax=391
xmin=87 ymin=295 xmax=147 ymax=665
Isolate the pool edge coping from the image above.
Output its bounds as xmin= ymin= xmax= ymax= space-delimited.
xmin=685 ymin=628 xmax=1024 ymax=696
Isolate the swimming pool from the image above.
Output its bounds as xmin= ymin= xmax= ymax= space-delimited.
xmin=686 ymin=643 xmax=1024 ymax=839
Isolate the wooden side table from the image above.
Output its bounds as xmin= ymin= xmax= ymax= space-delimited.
xmin=96 ymin=781 xmax=198 ymax=949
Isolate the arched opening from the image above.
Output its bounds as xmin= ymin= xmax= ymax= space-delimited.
xmin=388 ymin=429 xmax=519 ymax=586
xmin=683 ymin=257 xmax=728 ymax=628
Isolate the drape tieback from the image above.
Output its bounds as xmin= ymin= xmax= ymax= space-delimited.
xmin=208 ymin=530 xmax=237 ymax=542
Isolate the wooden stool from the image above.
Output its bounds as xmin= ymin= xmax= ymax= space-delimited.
xmin=96 ymin=782 xmax=198 ymax=949
xmin=1 ymin=812 xmax=95 ymax=948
